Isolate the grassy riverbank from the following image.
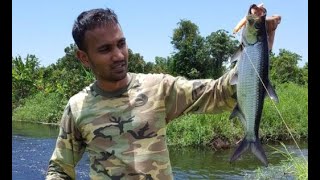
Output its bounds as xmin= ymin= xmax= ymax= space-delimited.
xmin=244 ymin=142 xmax=308 ymax=180
xmin=167 ymin=82 xmax=307 ymax=147
xmin=244 ymin=156 xmax=307 ymax=179
xmin=12 ymin=82 xmax=307 ymax=147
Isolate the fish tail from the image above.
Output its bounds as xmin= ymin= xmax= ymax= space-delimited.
xmin=250 ymin=138 xmax=268 ymax=166
xmin=230 ymin=138 xmax=250 ymax=163
xmin=230 ymin=137 xmax=268 ymax=166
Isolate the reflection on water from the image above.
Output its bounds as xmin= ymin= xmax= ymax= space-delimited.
xmin=12 ymin=121 xmax=59 ymax=138
xmin=12 ymin=121 xmax=307 ymax=180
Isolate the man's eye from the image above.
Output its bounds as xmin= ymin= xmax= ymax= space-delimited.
xmin=118 ymin=40 xmax=126 ymax=48
xmin=99 ymin=47 xmax=111 ymax=52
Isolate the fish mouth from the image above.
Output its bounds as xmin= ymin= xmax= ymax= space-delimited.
xmin=248 ymin=4 xmax=266 ymax=17
xmin=246 ymin=4 xmax=266 ymax=26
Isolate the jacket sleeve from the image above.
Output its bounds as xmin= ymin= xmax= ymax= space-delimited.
xmin=163 ymin=67 xmax=237 ymax=123
xmin=46 ymin=102 xmax=86 ymax=180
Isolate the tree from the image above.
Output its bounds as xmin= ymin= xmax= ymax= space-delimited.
xmin=297 ymin=62 xmax=308 ymax=86
xmin=170 ymin=21 xmax=239 ymax=79
xmin=150 ymin=56 xmax=172 ymax=74
xmin=128 ymin=49 xmax=146 ymax=73
xmin=302 ymin=62 xmax=308 ymax=84
xmin=44 ymin=44 xmax=95 ymax=98
xmin=12 ymin=55 xmax=41 ymax=107
xmin=270 ymin=49 xmax=303 ymax=84
xmin=144 ymin=62 xmax=154 ymax=73
xmin=205 ymin=29 xmax=239 ymax=78
xmin=171 ymin=19 xmax=208 ymax=79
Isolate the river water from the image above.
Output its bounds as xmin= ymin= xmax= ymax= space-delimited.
xmin=12 ymin=121 xmax=308 ymax=179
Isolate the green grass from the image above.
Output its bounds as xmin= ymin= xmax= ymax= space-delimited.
xmin=12 ymin=92 xmax=67 ymax=123
xmin=270 ymin=142 xmax=308 ymax=180
xmin=244 ymin=142 xmax=308 ymax=180
xmin=166 ymin=113 xmax=243 ymax=146
xmin=261 ymin=82 xmax=308 ymax=141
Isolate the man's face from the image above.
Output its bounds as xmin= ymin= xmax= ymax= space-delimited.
xmin=78 ymin=23 xmax=129 ymax=82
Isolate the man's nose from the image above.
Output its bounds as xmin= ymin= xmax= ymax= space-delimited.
xmin=112 ymin=47 xmax=124 ymax=61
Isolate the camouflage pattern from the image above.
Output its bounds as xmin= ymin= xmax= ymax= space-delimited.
xmin=46 ymin=68 xmax=237 ymax=180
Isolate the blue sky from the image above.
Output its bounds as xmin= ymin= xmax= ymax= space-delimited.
xmin=13 ymin=0 xmax=308 ymax=67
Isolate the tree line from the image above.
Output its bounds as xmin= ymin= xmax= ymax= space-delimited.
xmin=12 ymin=19 xmax=308 ymax=122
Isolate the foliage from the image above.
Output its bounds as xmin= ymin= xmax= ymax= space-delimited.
xmin=170 ymin=20 xmax=239 ymax=79
xmin=44 ymin=44 xmax=95 ymax=98
xmin=166 ymin=113 xmax=243 ymax=147
xmin=12 ymin=55 xmax=41 ymax=108
xmin=300 ymin=62 xmax=308 ymax=85
xmin=271 ymin=142 xmax=308 ymax=180
xmin=171 ymin=19 xmax=208 ymax=79
xmin=128 ymin=49 xmax=147 ymax=73
xmin=12 ymin=92 xmax=67 ymax=123
xmin=144 ymin=62 xmax=155 ymax=73
xmin=270 ymin=49 xmax=307 ymax=85
xmin=149 ymin=56 xmax=172 ymax=74
xmin=205 ymin=29 xmax=239 ymax=78
xmin=261 ymin=83 xmax=308 ymax=141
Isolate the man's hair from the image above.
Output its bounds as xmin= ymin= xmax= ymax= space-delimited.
xmin=72 ymin=8 xmax=119 ymax=51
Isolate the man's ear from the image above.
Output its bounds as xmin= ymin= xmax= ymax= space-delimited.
xmin=76 ymin=49 xmax=90 ymax=68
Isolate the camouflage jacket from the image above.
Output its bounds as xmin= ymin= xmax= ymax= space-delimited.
xmin=46 ymin=70 xmax=236 ymax=180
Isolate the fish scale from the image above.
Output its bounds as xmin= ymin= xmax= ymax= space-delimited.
xmin=238 ymin=43 xmax=264 ymax=141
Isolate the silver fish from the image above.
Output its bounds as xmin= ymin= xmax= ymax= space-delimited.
xmin=229 ymin=4 xmax=279 ymax=166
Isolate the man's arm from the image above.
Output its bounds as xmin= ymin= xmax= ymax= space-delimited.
xmin=46 ymin=103 xmax=86 ymax=180
xmin=266 ymin=15 xmax=281 ymax=51
xmin=162 ymin=68 xmax=237 ymax=123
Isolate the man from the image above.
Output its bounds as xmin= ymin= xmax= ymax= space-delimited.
xmin=46 ymin=6 xmax=280 ymax=180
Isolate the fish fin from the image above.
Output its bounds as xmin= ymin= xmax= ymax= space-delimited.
xmin=230 ymin=72 xmax=238 ymax=85
xmin=229 ymin=45 xmax=243 ymax=64
xmin=250 ymin=139 xmax=268 ymax=166
xmin=229 ymin=104 xmax=246 ymax=125
xmin=229 ymin=104 xmax=240 ymax=120
xmin=229 ymin=49 xmax=240 ymax=85
xmin=265 ymin=80 xmax=279 ymax=103
xmin=231 ymin=92 xmax=237 ymax=100
xmin=230 ymin=138 xmax=250 ymax=163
